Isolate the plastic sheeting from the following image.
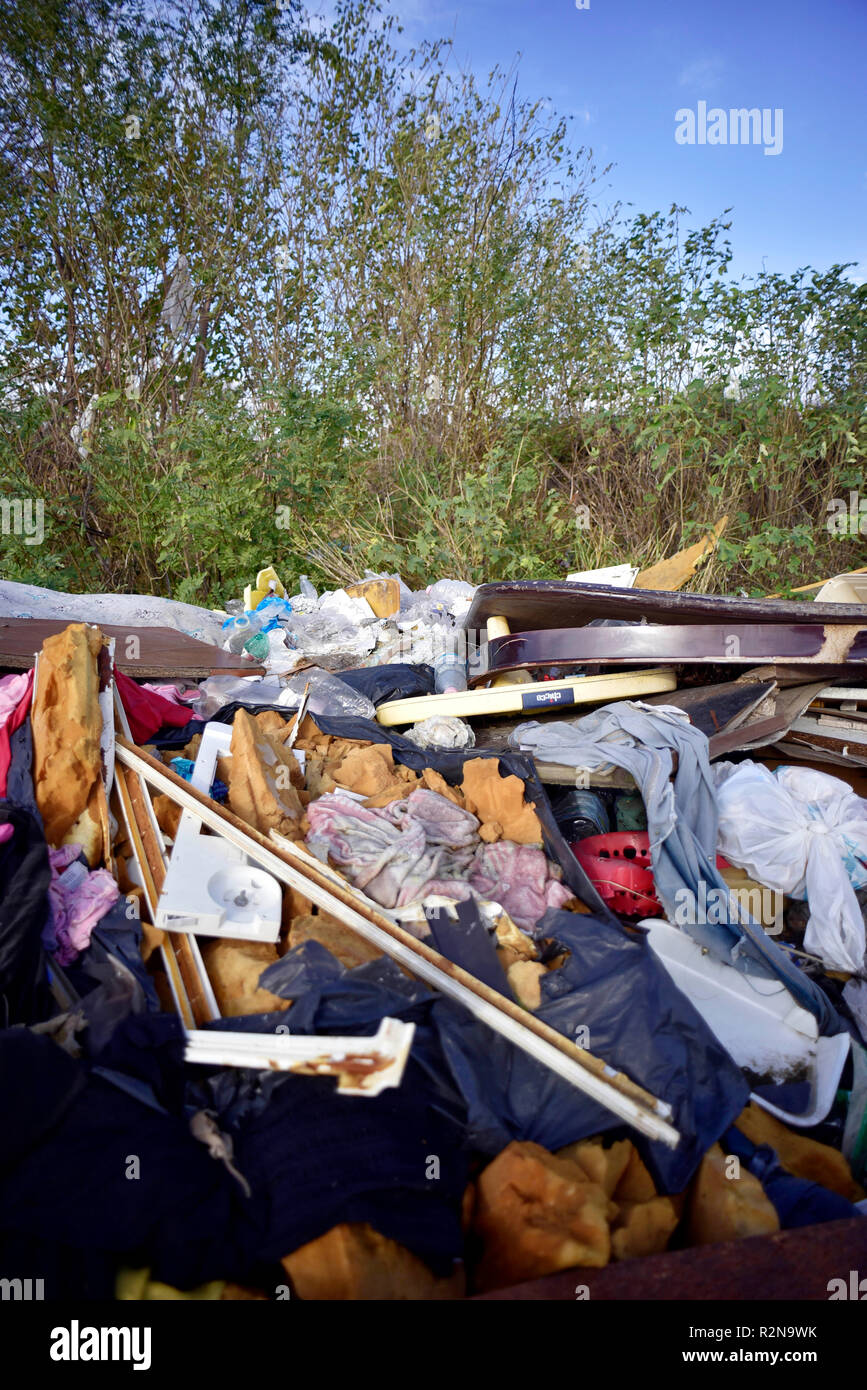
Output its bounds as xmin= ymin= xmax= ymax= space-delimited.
xmin=0 ymin=579 xmax=225 ymax=646
xmin=64 ymin=898 xmax=164 ymax=1054
xmin=18 ymin=1009 xmax=470 ymax=1287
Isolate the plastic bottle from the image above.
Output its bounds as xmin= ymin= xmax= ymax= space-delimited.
xmin=433 ymin=650 xmax=468 ymax=693
xmin=243 ymin=631 xmax=270 ymax=661
xmin=222 ymin=615 xmax=257 ymax=653
xmin=614 ymin=791 xmax=647 ymax=833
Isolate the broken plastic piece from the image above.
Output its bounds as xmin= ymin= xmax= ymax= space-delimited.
xmin=243 ymin=566 xmax=286 ymax=612
xmin=155 ymin=722 xmax=282 ymax=942
xmin=566 ymin=564 xmax=638 ymax=587
xmin=184 ymin=1016 xmax=416 ymax=1095
xmin=641 ymin=917 xmax=850 ymax=1128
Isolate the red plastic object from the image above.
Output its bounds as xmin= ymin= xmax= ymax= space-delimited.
xmin=571 ymin=831 xmax=660 ymax=916
xmin=571 ymin=835 xmax=736 ymax=917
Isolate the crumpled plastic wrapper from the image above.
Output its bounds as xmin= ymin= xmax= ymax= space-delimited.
xmin=193 ymin=667 xmax=375 ymax=721
xmin=404 ymin=716 xmax=475 ymax=751
xmin=280 ymin=667 xmax=375 ymax=720
xmin=426 ymin=578 xmax=476 ymax=621
xmin=283 ymin=609 xmax=379 ymax=663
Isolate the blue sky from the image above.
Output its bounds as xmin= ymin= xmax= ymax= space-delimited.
xmin=385 ymin=0 xmax=867 ymax=282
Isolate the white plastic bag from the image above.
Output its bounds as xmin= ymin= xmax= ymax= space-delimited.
xmin=715 ymin=761 xmax=867 ymax=972
xmin=404 ymin=716 xmax=475 ymax=751
xmin=426 ymin=578 xmax=476 ymax=619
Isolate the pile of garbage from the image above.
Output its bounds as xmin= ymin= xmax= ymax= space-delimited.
xmin=1 ymin=552 xmax=866 ymax=1301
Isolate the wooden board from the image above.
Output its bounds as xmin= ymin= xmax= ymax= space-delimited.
xmin=634 ymin=516 xmax=728 ymax=591
xmin=814 ymin=710 xmax=867 ymax=728
xmin=708 ymin=713 xmax=796 ymax=758
xmin=787 ymin=716 xmax=867 ymax=754
xmin=739 ymin=664 xmax=859 ymax=688
xmin=117 ymin=738 xmax=679 ymax=1145
xmin=472 ymin=623 xmax=867 ymax=685
xmin=793 ymin=719 xmax=867 ymax=745
xmin=375 ymin=667 xmax=678 ymax=727
xmin=0 ymin=618 xmax=264 ymax=678
xmin=531 ymin=760 xmax=639 ymax=789
xmin=705 ymin=680 xmax=828 ymax=758
xmin=643 ymin=678 xmax=776 ymax=736
xmin=464 ymin=579 xmax=867 ymax=635
xmin=812 ymin=685 xmax=867 ymax=702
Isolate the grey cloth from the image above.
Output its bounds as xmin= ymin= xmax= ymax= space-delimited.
xmin=511 ymin=701 xmax=841 ymax=1034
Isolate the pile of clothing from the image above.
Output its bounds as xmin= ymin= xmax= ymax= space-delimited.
xmin=306 ymin=790 xmax=571 ymax=928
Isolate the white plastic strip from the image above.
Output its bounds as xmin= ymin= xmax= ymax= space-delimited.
xmin=185 ymin=1017 xmax=416 ymax=1096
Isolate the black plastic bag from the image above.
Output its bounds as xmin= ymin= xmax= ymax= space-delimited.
xmin=257 ymin=928 xmax=750 ymax=1193
xmin=332 ymin=662 xmax=435 ymax=706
